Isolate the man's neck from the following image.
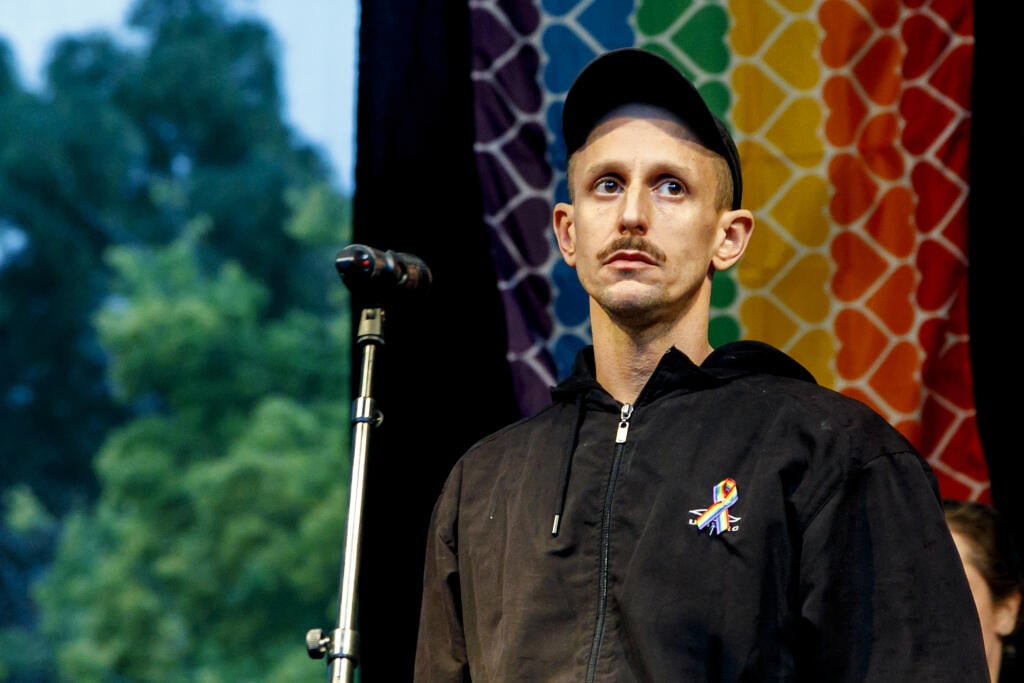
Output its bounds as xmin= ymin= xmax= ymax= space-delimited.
xmin=591 ymin=313 xmax=712 ymax=404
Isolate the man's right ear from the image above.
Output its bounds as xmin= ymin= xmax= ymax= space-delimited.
xmin=553 ymin=202 xmax=576 ymax=266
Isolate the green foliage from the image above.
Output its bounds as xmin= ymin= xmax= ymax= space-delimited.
xmin=286 ymin=183 xmax=352 ymax=249
xmin=34 ymin=210 xmax=351 ymax=681
xmin=0 ymin=486 xmax=59 ymax=679
xmin=3 ymin=485 xmax=57 ymax=535
xmin=0 ymin=0 xmax=356 ymax=680
xmin=34 ymin=402 xmax=350 ymax=682
xmin=98 ymin=219 xmax=272 ymax=413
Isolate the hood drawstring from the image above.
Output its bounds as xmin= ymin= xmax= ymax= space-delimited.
xmin=551 ymin=392 xmax=586 ymax=537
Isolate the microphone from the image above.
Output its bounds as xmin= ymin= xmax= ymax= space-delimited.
xmin=334 ymin=244 xmax=432 ymax=300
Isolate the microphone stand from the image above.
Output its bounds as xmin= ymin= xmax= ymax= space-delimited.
xmin=307 ymin=243 xmax=432 ymax=681
xmin=306 ymin=305 xmax=386 ymax=682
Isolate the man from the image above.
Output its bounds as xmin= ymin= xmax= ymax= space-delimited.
xmin=945 ymin=499 xmax=1023 ymax=682
xmin=414 ymin=48 xmax=988 ymax=682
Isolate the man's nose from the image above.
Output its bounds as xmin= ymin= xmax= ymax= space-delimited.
xmin=619 ymin=185 xmax=649 ymax=234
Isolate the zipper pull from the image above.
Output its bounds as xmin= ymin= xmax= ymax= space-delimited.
xmin=616 ymin=403 xmax=633 ymax=443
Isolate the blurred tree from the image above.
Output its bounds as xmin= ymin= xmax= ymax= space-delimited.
xmin=0 ymin=32 xmax=136 ymax=515
xmin=0 ymin=0 xmax=353 ymax=680
xmin=35 ymin=217 xmax=351 ymax=681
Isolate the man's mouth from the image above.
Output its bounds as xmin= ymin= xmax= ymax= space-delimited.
xmin=604 ymin=250 xmax=656 ymax=266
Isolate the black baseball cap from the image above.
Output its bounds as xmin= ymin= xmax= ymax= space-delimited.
xmin=561 ymin=48 xmax=743 ymax=210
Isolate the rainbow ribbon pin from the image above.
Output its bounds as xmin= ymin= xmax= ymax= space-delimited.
xmin=695 ymin=478 xmax=738 ymax=535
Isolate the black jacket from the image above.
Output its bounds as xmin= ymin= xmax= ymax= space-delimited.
xmin=415 ymin=341 xmax=988 ymax=682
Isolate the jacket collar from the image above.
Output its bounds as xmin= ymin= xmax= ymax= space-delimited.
xmin=550 ymin=341 xmax=816 ymax=406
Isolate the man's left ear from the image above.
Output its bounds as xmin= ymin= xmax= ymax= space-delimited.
xmin=711 ymin=209 xmax=754 ymax=271
xmin=996 ymin=590 xmax=1022 ymax=637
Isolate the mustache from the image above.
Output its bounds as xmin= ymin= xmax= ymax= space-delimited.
xmin=596 ymin=236 xmax=666 ymax=263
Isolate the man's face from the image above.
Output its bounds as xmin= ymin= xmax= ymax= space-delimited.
xmin=557 ymin=104 xmax=729 ymax=329
xmin=951 ymin=530 xmax=1020 ymax=683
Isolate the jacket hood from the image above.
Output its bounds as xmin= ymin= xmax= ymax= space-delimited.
xmin=702 ymin=340 xmax=817 ymax=383
xmin=551 ymin=340 xmax=816 ymax=405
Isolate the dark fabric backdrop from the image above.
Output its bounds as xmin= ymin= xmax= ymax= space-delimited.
xmin=351 ymin=2 xmax=1015 ymax=680
xmin=351 ymin=2 xmax=518 ymax=680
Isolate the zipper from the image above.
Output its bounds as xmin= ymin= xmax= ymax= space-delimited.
xmin=615 ymin=403 xmax=633 ymax=443
xmin=586 ymin=402 xmax=633 ymax=682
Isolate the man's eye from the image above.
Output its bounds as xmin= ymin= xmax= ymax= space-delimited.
xmin=595 ymin=178 xmax=621 ymax=194
xmin=657 ymin=179 xmax=684 ymax=196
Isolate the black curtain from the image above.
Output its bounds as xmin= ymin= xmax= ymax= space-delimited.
xmin=969 ymin=5 xmax=1021 ymax=678
xmin=352 ymin=2 xmax=1017 ymax=680
xmin=969 ymin=5 xmax=1016 ymax=546
xmin=351 ymin=1 xmax=518 ymax=679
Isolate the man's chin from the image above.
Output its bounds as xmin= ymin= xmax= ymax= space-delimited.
xmin=597 ymin=286 xmax=664 ymax=319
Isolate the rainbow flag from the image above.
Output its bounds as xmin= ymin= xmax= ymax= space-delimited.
xmin=467 ymin=0 xmax=986 ymax=502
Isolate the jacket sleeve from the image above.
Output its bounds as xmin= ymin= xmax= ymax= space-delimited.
xmin=414 ymin=460 xmax=470 ymax=683
xmin=798 ymin=450 xmax=990 ymax=682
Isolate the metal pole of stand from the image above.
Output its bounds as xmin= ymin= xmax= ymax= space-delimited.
xmin=306 ymin=244 xmax=432 ymax=682
xmin=306 ymin=307 xmax=384 ymax=682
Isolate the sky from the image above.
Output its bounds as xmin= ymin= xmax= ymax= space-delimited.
xmin=0 ymin=0 xmax=358 ymax=192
